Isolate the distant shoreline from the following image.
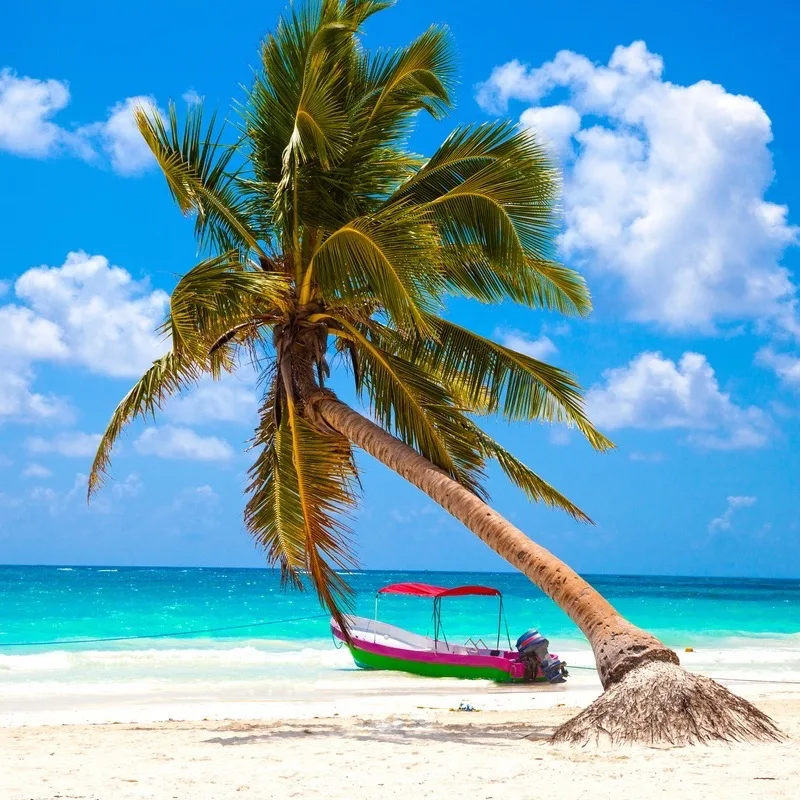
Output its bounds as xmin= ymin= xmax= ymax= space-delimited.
xmin=2 ymin=563 xmax=799 ymax=581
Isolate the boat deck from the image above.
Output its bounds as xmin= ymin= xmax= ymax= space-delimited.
xmin=343 ymin=615 xmax=511 ymax=658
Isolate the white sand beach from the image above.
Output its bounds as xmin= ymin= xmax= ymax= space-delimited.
xmin=2 ymin=665 xmax=799 ymax=799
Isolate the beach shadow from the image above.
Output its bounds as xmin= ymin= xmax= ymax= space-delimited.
xmin=203 ymin=720 xmax=556 ymax=747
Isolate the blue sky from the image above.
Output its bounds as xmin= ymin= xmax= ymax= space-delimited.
xmin=0 ymin=0 xmax=798 ymax=577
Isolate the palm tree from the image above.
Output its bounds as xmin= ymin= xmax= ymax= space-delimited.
xmin=89 ymin=0 xmax=779 ymax=745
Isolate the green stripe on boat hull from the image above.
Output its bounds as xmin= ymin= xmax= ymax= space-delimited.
xmin=348 ymin=644 xmax=528 ymax=682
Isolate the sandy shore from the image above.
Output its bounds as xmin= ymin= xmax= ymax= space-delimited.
xmin=3 ymin=687 xmax=799 ymax=800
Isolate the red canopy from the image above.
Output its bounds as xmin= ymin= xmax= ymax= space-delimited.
xmin=377 ymin=582 xmax=501 ymax=599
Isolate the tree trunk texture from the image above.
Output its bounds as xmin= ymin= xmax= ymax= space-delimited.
xmin=308 ymin=393 xmax=783 ymax=745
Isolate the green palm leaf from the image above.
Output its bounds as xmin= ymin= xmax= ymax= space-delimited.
xmin=467 ymin=423 xmax=592 ymax=522
xmin=400 ymin=316 xmax=614 ymax=451
xmin=309 ymin=211 xmax=440 ymax=332
xmin=135 ymin=102 xmax=263 ymax=255
xmin=332 ymin=318 xmax=487 ymax=494
xmin=245 ymin=383 xmax=359 ymax=627
xmin=358 ymin=25 xmax=455 ymax=136
xmin=165 ymin=252 xmax=290 ymax=367
xmin=440 ymin=247 xmax=592 ymax=315
xmin=87 ymin=352 xmax=202 ymax=498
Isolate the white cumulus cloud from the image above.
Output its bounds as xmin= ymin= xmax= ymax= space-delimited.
xmin=0 ymin=252 xmax=168 ymax=425
xmin=0 ymin=305 xmax=68 ymax=361
xmin=629 ymin=451 xmax=664 ymax=463
xmin=0 ymin=69 xmax=72 ymax=157
xmin=495 ymin=328 xmax=557 ymax=360
xmin=12 ymin=251 xmax=169 ymax=378
xmin=111 ymin=473 xmax=143 ymax=499
xmin=0 ymin=371 xmax=73 ymax=424
xmin=519 ymin=104 xmax=581 ymax=158
xmin=22 ymin=463 xmax=52 ymax=479
xmin=134 ymin=426 xmax=234 ymax=461
xmin=477 ymin=42 xmax=798 ymax=336
xmin=708 ymin=495 xmax=757 ymax=532
xmin=167 ymin=381 xmax=258 ymax=425
xmin=78 ymin=96 xmax=160 ymax=176
xmin=27 ymin=431 xmax=102 ymax=457
xmin=585 ymin=351 xmax=772 ymax=450
xmin=756 ymin=347 xmax=800 ymax=390
xmin=0 ymin=66 xmax=161 ymax=175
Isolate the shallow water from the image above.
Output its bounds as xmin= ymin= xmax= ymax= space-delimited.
xmin=1 ymin=566 xmax=798 ymax=691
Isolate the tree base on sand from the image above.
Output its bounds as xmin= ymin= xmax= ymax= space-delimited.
xmin=550 ymin=661 xmax=784 ymax=746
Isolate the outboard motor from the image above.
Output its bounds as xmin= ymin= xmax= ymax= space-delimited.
xmin=516 ymin=630 xmax=567 ymax=683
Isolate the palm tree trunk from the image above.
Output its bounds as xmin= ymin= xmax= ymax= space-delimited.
xmin=308 ymin=392 xmax=782 ymax=745
xmin=313 ymin=393 xmax=673 ymax=686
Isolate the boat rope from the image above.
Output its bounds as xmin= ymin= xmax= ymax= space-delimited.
xmin=0 ymin=613 xmax=331 ymax=648
xmin=566 ymin=663 xmax=800 ymax=685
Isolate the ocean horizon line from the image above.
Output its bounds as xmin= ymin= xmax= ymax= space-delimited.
xmin=2 ymin=563 xmax=798 ymax=582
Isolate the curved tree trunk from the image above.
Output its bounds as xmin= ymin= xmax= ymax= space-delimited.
xmin=307 ymin=393 xmax=782 ymax=745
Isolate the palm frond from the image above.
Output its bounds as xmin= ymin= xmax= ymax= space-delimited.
xmin=87 ymin=353 xmax=202 ymax=498
xmin=245 ymin=383 xmax=359 ymax=628
xmin=343 ymin=0 xmax=395 ymax=26
xmin=309 ymin=211 xmax=440 ymax=332
xmin=386 ymin=123 xmax=571 ymax=310
xmin=358 ymin=25 xmax=455 ymax=136
xmin=333 ymin=318 xmax=486 ymax=495
xmin=397 ymin=316 xmax=615 ymax=452
xmin=440 ymin=247 xmax=592 ymax=315
xmin=165 ymin=251 xmax=290 ymax=367
xmin=135 ymin=102 xmax=263 ymax=254
xmin=468 ymin=423 xmax=592 ymax=522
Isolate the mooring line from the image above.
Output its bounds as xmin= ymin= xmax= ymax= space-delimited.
xmin=566 ymin=663 xmax=800 ymax=685
xmin=0 ymin=614 xmax=331 ymax=648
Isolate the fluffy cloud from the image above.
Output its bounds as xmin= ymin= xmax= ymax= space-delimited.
xmin=22 ymin=463 xmax=52 ymax=479
xmin=182 ymin=89 xmax=203 ymax=105
xmin=628 ymin=451 xmax=664 ymax=463
xmin=585 ymin=351 xmax=772 ymax=450
xmin=79 ymin=96 xmax=159 ymax=176
xmin=477 ymin=42 xmax=798 ymax=335
xmin=0 ymin=67 xmax=159 ymax=175
xmin=27 ymin=431 xmax=102 ymax=457
xmin=756 ymin=347 xmax=800 ymax=390
xmin=0 ymin=69 xmax=73 ymax=157
xmin=134 ymin=426 xmax=234 ymax=461
xmin=1 ymin=305 xmax=68 ymax=361
xmin=708 ymin=496 xmax=757 ymax=532
xmin=0 ymin=252 xmax=167 ymax=426
xmin=26 ymin=472 xmax=114 ymax=516
xmin=111 ymin=473 xmax=143 ymax=499
xmin=167 ymin=382 xmax=258 ymax=425
xmin=10 ymin=251 xmax=169 ymax=378
xmin=0 ymin=371 xmax=73 ymax=424
xmin=519 ymin=104 xmax=581 ymax=158
xmin=495 ymin=328 xmax=557 ymax=360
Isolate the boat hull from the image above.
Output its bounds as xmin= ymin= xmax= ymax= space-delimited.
xmin=332 ymin=615 xmax=545 ymax=683
xmin=347 ymin=642 xmax=518 ymax=682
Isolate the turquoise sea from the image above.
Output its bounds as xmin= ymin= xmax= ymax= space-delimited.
xmin=1 ymin=566 xmax=799 ymax=713
xmin=2 ymin=565 xmax=799 ymax=648
xmin=0 ymin=566 xmax=800 ymax=725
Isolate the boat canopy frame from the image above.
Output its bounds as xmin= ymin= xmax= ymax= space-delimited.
xmin=373 ymin=582 xmax=512 ymax=651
